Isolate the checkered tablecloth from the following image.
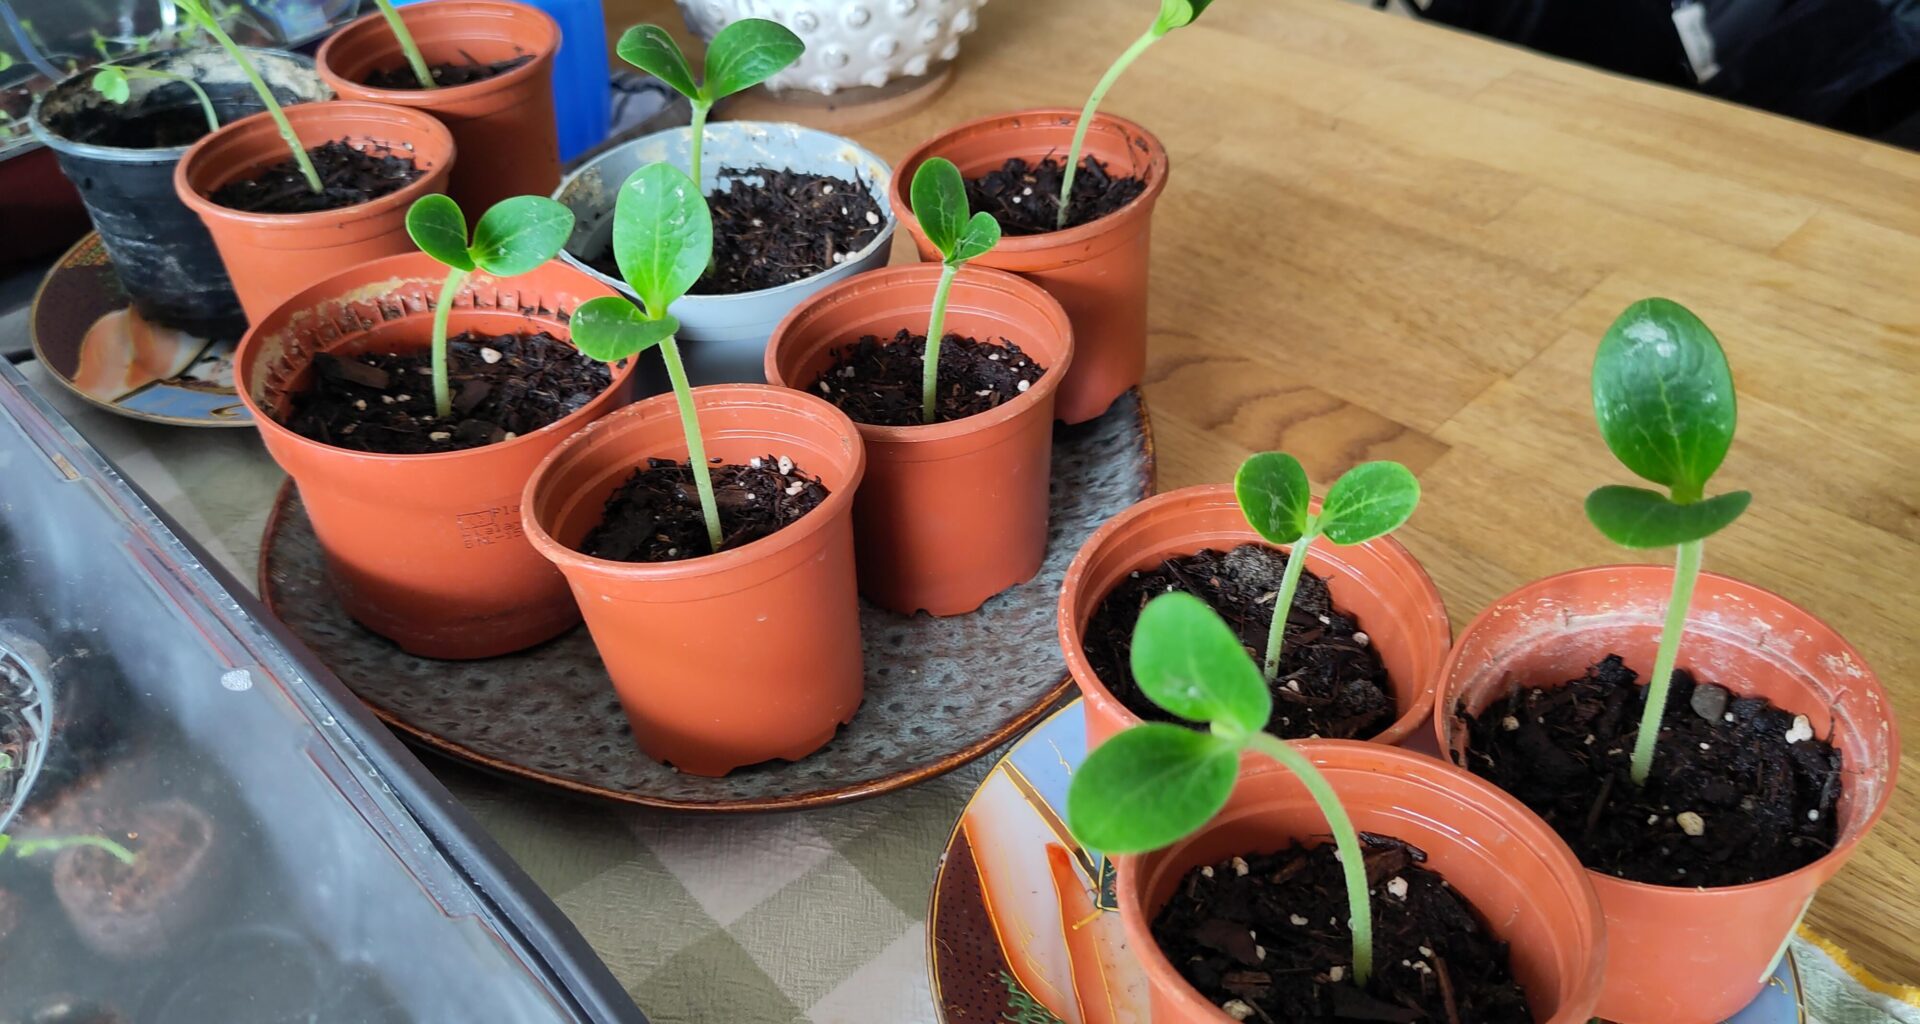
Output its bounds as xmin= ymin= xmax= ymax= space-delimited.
xmin=16 ymin=362 xmax=977 ymax=1024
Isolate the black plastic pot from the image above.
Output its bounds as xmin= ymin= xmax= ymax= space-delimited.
xmin=28 ymin=50 xmax=329 ymax=339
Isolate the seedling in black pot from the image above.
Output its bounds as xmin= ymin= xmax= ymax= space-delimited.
xmin=907 ymin=157 xmax=1001 ymax=424
xmin=614 ymin=19 xmax=804 ymax=185
xmin=91 ymin=64 xmax=219 ymax=133
xmin=169 ymin=0 xmax=321 ymax=193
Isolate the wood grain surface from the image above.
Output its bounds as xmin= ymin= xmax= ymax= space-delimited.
xmin=607 ymin=0 xmax=1920 ymax=984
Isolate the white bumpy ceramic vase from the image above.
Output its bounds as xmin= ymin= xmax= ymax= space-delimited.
xmin=676 ymin=0 xmax=988 ymax=96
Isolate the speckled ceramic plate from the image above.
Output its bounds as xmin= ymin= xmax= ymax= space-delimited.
xmin=30 ymin=233 xmax=250 ymax=427
xmin=929 ymin=698 xmax=1808 ymax=1024
xmin=260 ymin=389 xmax=1153 ymax=812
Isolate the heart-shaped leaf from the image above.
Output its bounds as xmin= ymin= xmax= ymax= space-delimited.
xmin=1065 ymin=723 xmax=1241 ymax=854
xmin=1131 ymin=592 xmax=1271 ymax=737
xmin=949 ymin=211 xmax=1001 ymax=264
xmin=611 ymin=161 xmax=713 ymax=318
xmin=1585 ymin=485 xmax=1751 ymax=548
xmin=1592 ymin=298 xmax=1738 ymax=501
xmin=92 ymin=66 xmax=130 ymax=103
xmin=570 ymin=297 xmax=679 ymax=363
xmin=616 ymin=24 xmax=700 ymax=100
xmin=702 ymin=17 xmax=805 ymax=100
xmin=1235 ymin=451 xmax=1312 ymax=545
xmin=1320 ymin=461 xmax=1420 ymax=545
xmin=406 ymin=193 xmax=476 ymax=272
xmin=470 ymin=195 xmax=575 ymax=277
xmin=909 ymin=157 xmax=969 ymax=259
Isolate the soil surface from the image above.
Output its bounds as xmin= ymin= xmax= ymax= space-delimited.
xmin=1086 ymin=544 xmax=1395 ymax=740
xmin=361 ymin=52 xmax=535 ymax=89
xmin=286 ymin=331 xmax=611 ymax=455
xmin=1459 ymin=654 xmax=1843 ymax=887
xmin=0 ymin=652 xmax=37 ymax=820
xmin=966 ymin=155 xmax=1147 ymax=236
xmin=810 ymin=330 xmax=1047 ymax=427
xmin=208 ymin=139 xmax=423 ymax=214
xmin=59 ymin=800 xmax=210 ymax=915
xmin=1154 ymin=836 xmax=1532 ymax=1024
xmin=579 ymin=455 xmax=830 ymax=563
xmin=63 ymin=103 xmax=216 ymax=149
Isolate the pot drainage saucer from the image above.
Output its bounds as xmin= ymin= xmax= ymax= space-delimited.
xmin=928 ymin=698 xmax=1809 ymax=1024
xmin=29 ymin=233 xmax=250 ymax=427
xmin=259 ymin=388 xmax=1153 ymax=812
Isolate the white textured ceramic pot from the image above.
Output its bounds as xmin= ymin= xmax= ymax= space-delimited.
xmin=676 ymin=0 xmax=987 ymax=97
xmin=554 ymin=120 xmax=895 ymax=387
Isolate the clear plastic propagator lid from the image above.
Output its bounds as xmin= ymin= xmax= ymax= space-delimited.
xmin=0 ymin=360 xmax=642 ymax=1022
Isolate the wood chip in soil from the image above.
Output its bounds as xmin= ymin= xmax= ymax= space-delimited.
xmin=966 ymin=155 xmax=1147 ymax=236
xmin=208 ymin=139 xmax=424 ymax=214
xmin=361 ymin=52 xmax=535 ymax=89
xmin=1154 ymin=835 xmax=1532 ymax=1024
xmin=1086 ymin=544 xmax=1395 ymax=740
xmin=587 ymin=167 xmax=885 ymax=295
xmin=285 ymin=331 xmax=610 ymax=455
xmin=1458 ymin=653 xmax=1843 ymax=887
xmin=809 ymin=330 xmax=1046 ymax=427
xmin=579 ymin=455 xmax=830 ymax=563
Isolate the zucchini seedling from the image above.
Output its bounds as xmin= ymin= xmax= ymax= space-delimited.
xmin=168 ymin=0 xmax=322 ymax=193
xmin=1055 ymin=0 xmax=1217 ymax=229
xmin=1233 ymin=453 xmax=1420 ymax=681
xmin=0 ymin=753 xmax=133 ymax=866
xmin=368 ymin=0 xmax=436 ymax=90
xmin=405 ymin=193 xmax=576 ymax=420
xmin=567 ymin=162 xmax=725 ymax=553
xmin=1585 ymin=297 xmax=1750 ymax=786
xmin=1066 ymin=592 xmax=1377 ymax=985
xmin=91 ymin=63 xmax=219 ymax=134
xmin=906 ymin=157 xmax=1001 ymax=424
xmin=614 ymin=19 xmax=804 ymax=186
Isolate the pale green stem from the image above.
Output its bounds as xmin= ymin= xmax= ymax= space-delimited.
xmin=13 ymin=834 xmax=137 ymax=865
xmin=920 ymin=261 xmax=959 ymax=425
xmin=1056 ymin=27 xmax=1161 ymax=230
xmin=371 ymin=0 xmax=436 ymax=91
xmin=658 ymin=335 xmax=723 ymax=553
xmin=688 ymin=99 xmax=711 ymax=190
xmin=1630 ymin=538 xmax=1703 ymax=786
xmin=1245 ymin=732 xmax=1373 ymax=986
xmin=120 ymin=67 xmax=220 ymax=133
xmin=182 ymin=1 xmax=323 ymax=193
xmin=430 ymin=268 xmax=469 ymax=419
xmin=1263 ymin=525 xmax=1317 ymax=680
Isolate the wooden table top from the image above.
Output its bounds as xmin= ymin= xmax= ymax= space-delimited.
xmin=610 ymin=0 xmax=1920 ymax=984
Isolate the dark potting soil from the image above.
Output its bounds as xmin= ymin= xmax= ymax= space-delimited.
xmin=360 ymin=52 xmax=535 ymax=89
xmin=1458 ymin=654 xmax=1843 ymax=887
xmin=0 ymin=657 xmax=34 ymax=820
xmin=63 ymin=102 xmax=217 ymax=149
xmin=586 ymin=168 xmax=885 ymax=295
xmin=208 ymin=139 xmax=424 ymax=214
xmin=966 ymin=155 xmax=1148 ymax=236
xmin=809 ymin=330 xmax=1047 ymax=427
xmin=578 ymin=455 xmax=830 ymax=563
xmin=1086 ymin=544 xmax=1396 ymax=740
xmin=1154 ymin=836 xmax=1532 ymax=1024
xmin=285 ymin=331 xmax=611 ymax=455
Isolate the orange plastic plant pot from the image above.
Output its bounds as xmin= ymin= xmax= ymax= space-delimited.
xmin=177 ymin=101 xmax=455 ymax=324
xmin=765 ymin=264 xmax=1074 ymax=617
xmin=1116 ymin=742 xmax=1607 ymax=1023
xmin=889 ymin=109 xmax=1166 ymax=426
xmin=1433 ymin=566 xmax=1900 ymax=1024
xmin=236 ymin=252 xmax=630 ymax=659
xmin=521 ymin=384 xmax=867 ymax=777
xmin=317 ymin=1 xmax=560 ymax=212
xmin=1059 ymin=484 xmax=1449 ymax=749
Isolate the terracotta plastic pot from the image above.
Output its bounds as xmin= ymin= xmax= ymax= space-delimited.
xmin=521 ymin=384 xmax=867 ymax=777
xmin=1059 ymin=484 xmax=1449 ymax=749
xmin=317 ymin=0 xmax=559 ymax=212
xmin=236 ymin=252 xmax=631 ymax=659
xmin=1117 ymin=741 xmax=1606 ymax=1023
xmin=765 ymin=264 xmax=1073 ymax=616
xmin=1433 ymin=566 xmax=1900 ymax=1024
xmin=176 ymin=100 xmax=454 ymax=324
xmin=890 ymin=109 xmax=1166 ymax=426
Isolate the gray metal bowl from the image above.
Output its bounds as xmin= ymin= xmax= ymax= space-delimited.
xmin=554 ymin=120 xmax=896 ymax=387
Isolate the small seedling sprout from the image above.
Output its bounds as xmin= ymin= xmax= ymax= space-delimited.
xmin=1234 ymin=453 xmax=1421 ymax=680
xmin=368 ymin=0 xmax=436 ymax=91
xmin=906 ymin=157 xmax=1002 ymax=424
xmin=1585 ymin=298 xmax=1749 ymax=787
xmin=1066 ymin=592 xmax=1377 ymax=985
xmin=614 ymin=19 xmax=804 ymax=186
xmin=0 ymin=832 xmax=136 ymax=865
xmin=91 ymin=64 xmax=219 ymax=134
xmin=568 ymin=162 xmax=725 ymax=553
xmin=405 ymin=193 xmax=576 ymax=420
xmin=169 ymin=0 xmax=321 ymax=193
xmin=1055 ymin=0 xmax=1216 ymax=229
